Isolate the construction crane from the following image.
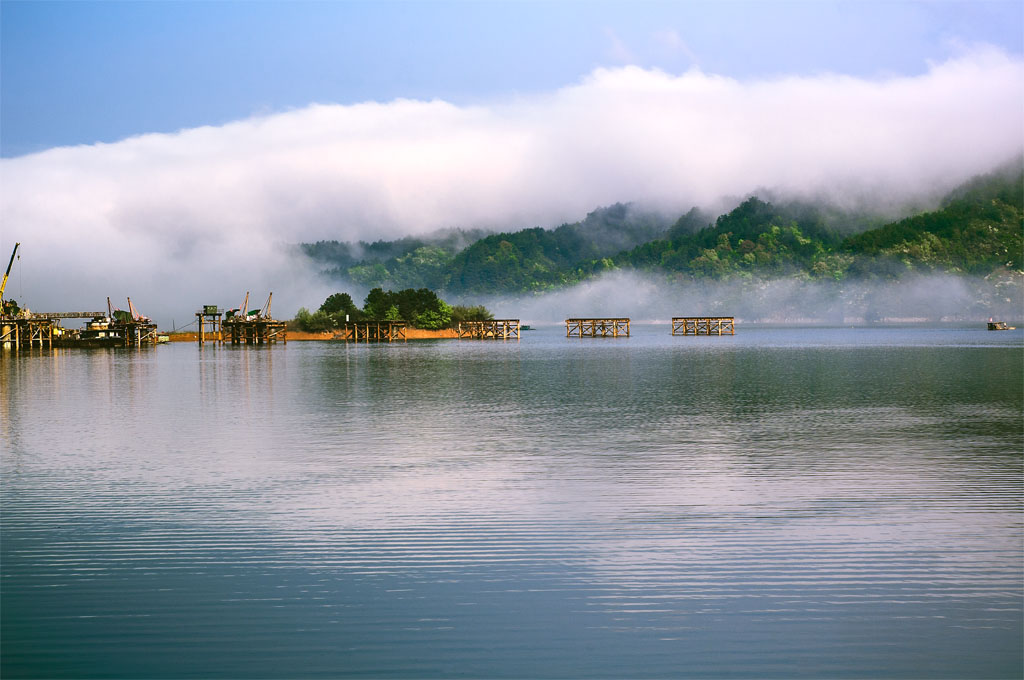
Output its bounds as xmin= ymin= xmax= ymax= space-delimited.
xmin=127 ymin=297 xmax=149 ymax=322
xmin=1 ymin=242 xmax=21 ymax=316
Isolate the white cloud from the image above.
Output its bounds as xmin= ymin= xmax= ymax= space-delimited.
xmin=1 ymin=47 xmax=1021 ymax=326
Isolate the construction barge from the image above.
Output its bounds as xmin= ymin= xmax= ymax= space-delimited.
xmin=2 ymin=301 xmax=159 ymax=351
xmin=1 ymin=242 xmax=159 ymax=350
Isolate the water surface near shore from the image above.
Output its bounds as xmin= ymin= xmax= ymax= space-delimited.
xmin=2 ymin=325 xmax=1022 ymax=678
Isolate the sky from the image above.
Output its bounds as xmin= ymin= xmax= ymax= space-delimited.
xmin=2 ymin=1 xmax=1023 ymax=156
xmin=0 ymin=0 xmax=1022 ymax=326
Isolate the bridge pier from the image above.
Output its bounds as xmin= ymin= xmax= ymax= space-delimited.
xmin=566 ymin=318 xmax=630 ymax=338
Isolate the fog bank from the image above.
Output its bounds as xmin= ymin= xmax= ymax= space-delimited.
xmin=484 ymin=270 xmax=1023 ymax=326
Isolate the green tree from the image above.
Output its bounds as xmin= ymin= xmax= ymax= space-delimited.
xmin=450 ymin=304 xmax=494 ymax=324
xmin=318 ymin=292 xmax=362 ymax=324
xmin=361 ymin=287 xmax=457 ymax=328
xmin=293 ymin=307 xmax=334 ymax=332
xmin=414 ymin=301 xmax=452 ymax=330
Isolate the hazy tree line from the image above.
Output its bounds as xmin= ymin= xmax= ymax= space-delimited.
xmin=299 ymin=164 xmax=1023 ymax=298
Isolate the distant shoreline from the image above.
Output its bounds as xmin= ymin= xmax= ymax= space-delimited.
xmin=164 ymin=328 xmax=460 ymax=342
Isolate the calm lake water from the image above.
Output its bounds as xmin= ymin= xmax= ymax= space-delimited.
xmin=2 ymin=325 xmax=1022 ymax=678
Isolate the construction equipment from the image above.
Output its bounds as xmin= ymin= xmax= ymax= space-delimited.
xmin=127 ymin=297 xmax=150 ymax=322
xmin=1 ymin=242 xmax=20 ymax=316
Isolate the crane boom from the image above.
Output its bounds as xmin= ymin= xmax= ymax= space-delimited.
xmin=1 ymin=242 xmax=20 ymax=301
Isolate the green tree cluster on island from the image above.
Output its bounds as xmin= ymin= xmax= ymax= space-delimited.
xmin=292 ymin=288 xmax=493 ymax=332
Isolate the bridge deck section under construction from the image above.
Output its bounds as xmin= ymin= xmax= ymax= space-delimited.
xmin=336 ymin=321 xmax=407 ymax=342
xmin=458 ymin=319 xmax=520 ymax=340
xmin=672 ymin=317 xmax=735 ymax=336
xmin=566 ymin=318 xmax=630 ymax=338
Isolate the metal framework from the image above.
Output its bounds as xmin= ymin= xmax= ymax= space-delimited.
xmin=457 ymin=319 xmax=520 ymax=340
xmin=671 ymin=317 xmax=735 ymax=336
xmin=566 ymin=318 xmax=631 ymax=338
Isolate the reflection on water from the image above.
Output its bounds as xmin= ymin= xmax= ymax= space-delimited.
xmin=2 ymin=326 xmax=1022 ymax=678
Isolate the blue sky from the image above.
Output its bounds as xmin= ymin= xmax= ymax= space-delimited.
xmin=2 ymin=0 xmax=1022 ymax=157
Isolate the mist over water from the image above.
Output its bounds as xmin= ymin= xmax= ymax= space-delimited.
xmin=483 ymin=270 xmax=1024 ymax=325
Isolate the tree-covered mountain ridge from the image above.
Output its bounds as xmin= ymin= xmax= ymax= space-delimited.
xmin=300 ymin=165 xmax=1023 ymax=296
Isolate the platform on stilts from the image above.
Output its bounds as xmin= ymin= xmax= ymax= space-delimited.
xmin=336 ymin=321 xmax=407 ymax=342
xmin=217 ymin=293 xmax=287 ymax=345
xmin=1 ymin=317 xmax=56 ymax=350
xmin=566 ymin=318 xmax=630 ymax=338
xmin=196 ymin=306 xmax=223 ymax=345
xmin=222 ymin=318 xmax=287 ymax=344
xmin=671 ymin=317 xmax=735 ymax=336
xmin=458 ymin=319 xmax=520 ymax=340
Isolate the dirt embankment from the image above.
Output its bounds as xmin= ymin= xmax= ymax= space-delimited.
xmin=164 ymin=328 xmax=459 ymax=342
xmin=404 ymin=328 xmax=459 ymax=340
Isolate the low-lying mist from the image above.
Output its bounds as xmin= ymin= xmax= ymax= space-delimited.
xmin=480 ymin=270 xmax=1023 ymax=326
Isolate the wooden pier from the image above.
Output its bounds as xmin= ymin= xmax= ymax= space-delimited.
xmin=672 ymin=317 xmax=735 ymax=336
xmin=336 ymin=321 xmax=407 ymax=342
xmin=458 ymin=319 xmax=520 ymax=340
xmin=566 ymin=318 xmax=630 ymax=338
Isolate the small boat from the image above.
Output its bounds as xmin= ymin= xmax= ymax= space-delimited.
xmin=987 ymin=320 xmax=1015 ymax=331
xmin=520 ymin=325 xmax=535 ymax=331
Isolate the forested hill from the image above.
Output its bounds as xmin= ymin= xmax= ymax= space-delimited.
xmin=299 ymin=165 xmax=1023 ymax=295
xmin=300 ymin=203 xmax=673 ymax=293
xmin=840 ymin=168 xmax=1023 ymax=274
